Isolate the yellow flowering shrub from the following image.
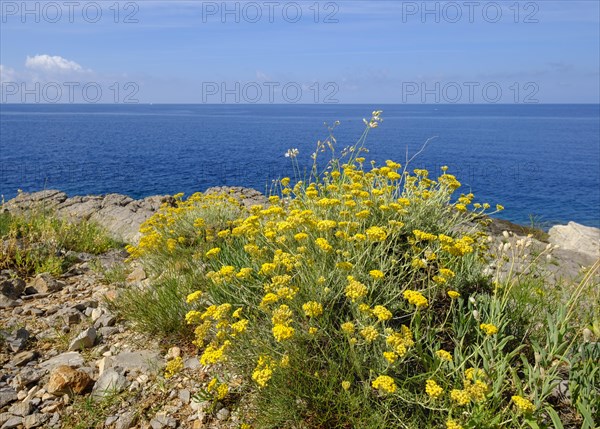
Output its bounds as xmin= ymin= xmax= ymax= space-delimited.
xmin=125 ymin=111 xmax=592 ymax=428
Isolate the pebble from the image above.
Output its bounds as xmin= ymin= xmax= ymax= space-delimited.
xmin=216 ymin=407 xmax=230 ymax=421
xmin=67 ymin=327 xmax=97 ymax=351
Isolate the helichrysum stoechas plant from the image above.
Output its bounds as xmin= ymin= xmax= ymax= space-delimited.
xmin=128 ymin=111 xmax=598 ymax=428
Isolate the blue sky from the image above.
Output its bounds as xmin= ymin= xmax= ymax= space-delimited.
xmin=1 ymin=0 xmax=599 ymax=103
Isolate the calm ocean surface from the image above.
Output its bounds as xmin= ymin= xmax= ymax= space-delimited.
xmin=1 ymin=104 xmax=599 ymax=228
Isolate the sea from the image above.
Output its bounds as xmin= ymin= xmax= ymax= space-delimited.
xmin=1 ymin=104 xmax=599 ymax=229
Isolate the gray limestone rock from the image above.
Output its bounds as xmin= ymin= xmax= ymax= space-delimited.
xmin=67 ymin=328 xmax=96 ymax=351
xmin=91 ymin=369 xmax=128 ymax=400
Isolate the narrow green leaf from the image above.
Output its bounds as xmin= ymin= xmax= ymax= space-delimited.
xmin=544 ymin=406 xmax=564 ymax=429
xmin=576 ymin=401 xmax=595 ymax=429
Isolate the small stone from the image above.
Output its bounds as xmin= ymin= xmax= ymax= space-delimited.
xmin=0 ymin=414 xmax=12 ymax=426
xmin=127 ymin=266 xmax=146 ymax=282
xmin=59 ymin=308 xmax=84 ymax=325
xmin=91 ymin=307 xmax=104 ymax=322
xmin=103 ymin=290 xmax=118 ymax=302
xmin=114 ymin=411 xmax=136 ymax=429
xmin=179 ymin=389 xmax=190 ymax=404
xmin=94 ymin=314 xmax=116 ymax=328
xmin=30 ymin=274 xmax=65 ymax=294
xmin=184 ymin=357 xmax=200 ymax=370
xmin=216 ymin=408 xmax=230 ymax=421
xmin=0 ymin=388 xmax=18 ymax=408
xmin=1 ymin=416 xmax=23 ymax=429
xmin=98 ymin=326 xmax=119 ymax=337
xmin=46 ymin=365 xmax=92 ymax=395
xmin=0 ymin=295 xmax=18 ymax=308
xmin=10 ymin=351 xmax=37 ymax=367
xmin=8 ymin=399 xmax=33 ymax=417
xmin=100 ymin=350 xmax=163 ymax=375
xmin=0 ymin=278 xmax=26 ymax=300
xmin=17 ymin=391 xmax=27 ymax=401
xmin=150 ymin=411 xmax=176 ymax=429
xmin=91 ymin=368 xmax=128 ymax=400
xmin=136 ymin=374 xmax=149 ymax=384
xmin=8 ymin=328 xmax=30 ymax=352
xmin=23 ymin=413 xmax=49 ymax=429
xmin=40 ymin=402 xmax=62 ymax=413
xmin=24 ymin=386 xmax=39 ymax=402
xmin=165 ymin=347 xmax=181 ymax=360
xmin=48 ymin=413 xmax=60 ymax=427
xmin=13 ymin=368 xmax=42 ymax=388
xmin=11 ymin=351 xmax=38 ymax=367
xmin=68 ymin=327 xmax=96 ymax=351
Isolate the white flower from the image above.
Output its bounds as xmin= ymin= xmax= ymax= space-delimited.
xmin=285 ymin=148 xmax=299 ymax=158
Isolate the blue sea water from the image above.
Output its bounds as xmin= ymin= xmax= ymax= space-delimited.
xmin=1 ymin=104 xmax=599 ymax=228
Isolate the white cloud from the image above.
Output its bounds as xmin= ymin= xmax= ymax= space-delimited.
xmin=0 ymin=64 xmax=17 ymax=82
xmin=25 ymin=55 xmax=85 ymax=73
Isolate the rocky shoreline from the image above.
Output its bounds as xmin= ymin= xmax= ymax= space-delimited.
xmin=1 ymin=189 xmax=599 ymax=429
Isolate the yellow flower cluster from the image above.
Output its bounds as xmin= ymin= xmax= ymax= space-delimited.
xmin=372 ymin=375 xmax=397 ymax=394
xmin=360 ymin=325 xmax=379 ymax=342
xmin=372 ymin=305 xmax=392 ymax=321
xmin=206 ymin=377 xmax=229 ymax=400
xmin=446 ymin=418 xmax=463 ymax=429
xmin=480 ymin=323 xmax=499 ymax=336
xmin=369 ymin=269 xmax=384 ymax=280
xmin=450 ymin=368 xmax=490 ymax=406
xmin=164 ymin=356 xmax=183 ymax=379
xmin=403 ymin=290 xmax=428 ymax=308
xmin=512 ymin=395 xmax=535 ymax=414
xmin=345 ymin=276 xmax=368 ymax=302
xmin=252 ymin=355 xmax=275 ymax=388
xmin=271 ymin=304 xmax=295 ymax=342
xmin=365 ymin=226 xmax=387 ymax=241
xmin=386 ymin=325 xmax=414 ymax=357
xmin=302 ymin=301 xmax=323 ymax=317
xmin=447 ymin=290 xmax=460 ymax=299
xmin=436 ymin=349 xmax=453 ymax=362
xmin=426 ymin=379 xmax=444 ymax=398
xmin=186 ymin=290 xmax=202 ymax=304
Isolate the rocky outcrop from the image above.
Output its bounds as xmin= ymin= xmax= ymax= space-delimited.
xmin=2 ymin=190 xmax=175 ymax=245
xmin=549 ymin=221 xmax=600 ymax=261
xmin=3 ymin=187 xmax=268 ymax=245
